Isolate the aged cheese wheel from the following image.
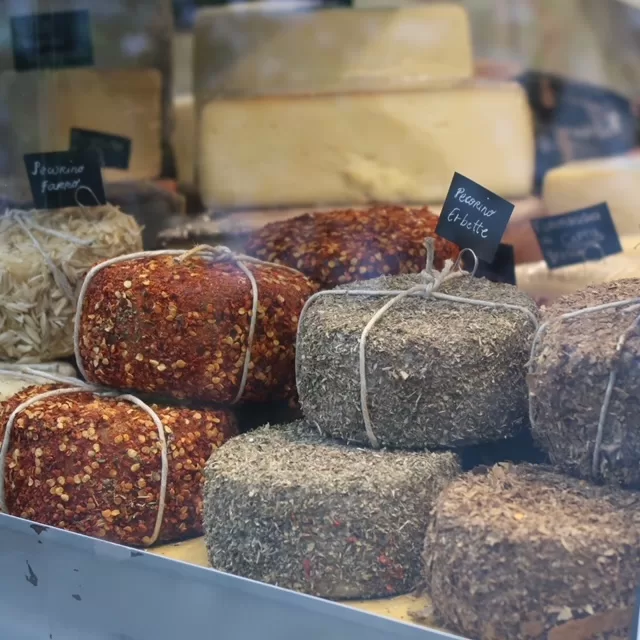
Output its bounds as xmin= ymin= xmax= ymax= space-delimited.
xmin=0 ymin=384 xmax=237 ymax=546
xmin=528 ymin=278 xmax=640 ymax=487
xmin=0 ymin=205 xmax=142 ymax=362
xmin=77 ymin=249 xmax=316 ymax=403
xmin=424 ymin=464 xmax=640 ymax=640
xmin=297 ymin=273 xmax=539 ymax=449
xmin=204 ymin=421 xmax=460 ymax=600
xmin=244 ymin=206 xmax=460 ymax=289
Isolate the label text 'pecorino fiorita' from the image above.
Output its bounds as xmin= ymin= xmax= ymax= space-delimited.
xmin=24 ymin=150 xmax=106 ymax=210
xmin=435 ymin=172 xmax=515 ymax=263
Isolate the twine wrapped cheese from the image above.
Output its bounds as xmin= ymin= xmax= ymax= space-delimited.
xmin=204 ymin=421 xmax=460 ymax=600
xmin=0 ymin=370 xmax=237 ymax=547
xmin=528 ymin=279 xmax=640 ymax=487
xmin=424 ymin=464 xmax=640 ymax=640
xmin=244 ymin=205 xmax=460 ymax=290
xmin=0 ymin=204 xmax=142 ymax=362
xmin=75 ymin=245 xmax=316 ymax=404
xmin=297 ymin=240 xmax=539 ymax=450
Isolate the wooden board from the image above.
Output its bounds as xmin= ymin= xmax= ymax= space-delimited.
xmin=150 ymin=536 xmax=437 ymax=629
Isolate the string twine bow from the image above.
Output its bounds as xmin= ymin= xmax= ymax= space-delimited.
xmin=296 ymin=238 xmax=539 ymax=449
xmin=74 ymin=244 xmax=303 ymax=405
xmin=0 ymin=365 xmax=169 ymax=547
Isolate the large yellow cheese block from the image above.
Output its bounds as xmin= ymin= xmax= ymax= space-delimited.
xmin=516 ymin=234 xmax=640 ymax=302
xmin=0 ymin=69 xmax=163 ymax=182
xmin=543 ymin=155 xmax=640 ymax=237
xmin=172 ymin=94 xmax=195 ymax=185
xmin=150 ymin=536 xmax=437 ymax=629
xmin=193 ymin=3 xmax=473 ymax=101
xmin=199 ymin=82 xmax=535 ymax=209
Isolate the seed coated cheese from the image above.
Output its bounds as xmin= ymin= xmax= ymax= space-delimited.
xmin=543 ymin=155 xmax=640 ymax=237
xmin=199 ymin=82 xmax=535 ymax=209
xmin=0 ymin=69 xmax=163 ymax=183
xmin=194 ymin=3 xmax=473 ymax=101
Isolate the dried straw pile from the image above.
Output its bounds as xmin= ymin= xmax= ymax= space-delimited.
xmin=529 ymin=279 xmax=640 ymax=487
xmin=203 ymin=421 xmax=460 ymax=600
xmin=0 ymin=206 xmax=142 ymax=362
xmin=297 ymin=273 xmax=539 ymax=449
xmin=424 ymin=463 xmax=640 ymax=640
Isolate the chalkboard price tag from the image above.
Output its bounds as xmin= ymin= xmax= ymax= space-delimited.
xmin=435 ymin=172 xmax=516 ymax=263
xmin=11 ymin=10 xmax=94 ymax=71
xmin=531 ymin=203 xmax=622 ymax=270
xmin=70 ymin=128 xmax=131 ymax=170
xmin=24 ymin=151 xmax=106 ymax=210
xmin=464 ymin=243 xmax=516 ymax=285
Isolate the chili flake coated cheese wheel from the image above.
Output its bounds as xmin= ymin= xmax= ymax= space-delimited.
xmin=77 ymin=251 xmax=316 ymax=403
xmin=297 ymin=273 xmax=539 ymax=449
xmin=203 ymin=421 xmax=460 ymax=600
xmin=244 ymin=206 xmax=460 ymax=289
xmin=0 ymin=385 xmax=237 ymax=546
xmin=529 ymin=279 xmax=640 ymax=487
xmin=424 ymin=464 xmax=640 ymax=640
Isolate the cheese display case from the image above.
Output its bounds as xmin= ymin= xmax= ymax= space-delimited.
xmin=3 ymin=2 xmax=640 ymax=640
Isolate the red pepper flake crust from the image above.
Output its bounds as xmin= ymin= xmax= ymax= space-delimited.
xmin=244 ymin=205 xmax=460 ymax=289
xmin=78 ymin=256 xmax=316 ymax=402
xmin=1 ymin=384 xmax=237 ymax=546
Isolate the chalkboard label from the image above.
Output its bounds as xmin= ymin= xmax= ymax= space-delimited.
xmin=517 ymin=72 xmax=637 ymax=192
xmin=531 ymin=203 xmax=622 ymax=270
xmin=70 ymin=128 xmax=131 ymax=170
xmin=464 ymin=243 xmax=516 ymax=285
xmin=11 ymin=10 xmax=94 ymax=71
xmin=435 ymin=172 xmax=516 ymax=263
xmin=24 ymin=151 xmax=106 ymax=210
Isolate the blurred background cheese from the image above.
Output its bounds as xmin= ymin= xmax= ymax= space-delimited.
xmin=516 ymin=234 xmax=640 ymax=302
xmin=198 ymin=82 xmax=534 ymax=210
xmin=543 ymin=155 xmax=640 ymax=236
xmin=193 ymin=3 xmax=473 ymax=102
xmin=0 ymin=69 xmax=163 ymax=182
xmin=172 ymin=94 xmax=195 ymax=185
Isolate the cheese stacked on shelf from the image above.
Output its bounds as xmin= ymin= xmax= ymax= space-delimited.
xmin=517 ymin=155 xmax=640 ymax=301
xmin=193 ymin=3 xmax=535 ymax=210
xmin=0 ymin=69 xmax=163 ymax=182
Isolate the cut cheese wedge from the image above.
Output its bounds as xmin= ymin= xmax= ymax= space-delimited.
xmin=0 ymin=69 xmax=163 ymax=182
xmin=543 ymin=155 xmax=640 ymax=237
xmin=194 ymin=2 xmax=473 ymax=101
xmin=516 ymin=234 xmax=640 ymax=302
xmin=199 ymin=82 xmax=535 ymax=209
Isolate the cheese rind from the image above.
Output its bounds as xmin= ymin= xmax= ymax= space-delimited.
xmin=0 ymin=69 xmax=163 ymax=182
xmin=194 ymin=3 xmax=473 ymax=101
xmin=199 ymin=83 xmax=535 ymax=209
xmin=543 ymin=155 xmax=640 ymax=237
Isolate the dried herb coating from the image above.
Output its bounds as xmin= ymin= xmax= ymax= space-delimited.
xmin=78 ymin=255 xmax=316 ymax=403
xmin=298 ymin=273 xmax=539 ymax=449
xmin=1 ymin=384 xmax=237 ymax=546
xmin=203 ymin=421 xmax=460 ymax=600
xmin=244 ymin=206 xmax=460 ymax=289
xmin=424 ymin=464 xmax=640 ymax=640
xmin=529 ymin=278 xmax=640 ymax=487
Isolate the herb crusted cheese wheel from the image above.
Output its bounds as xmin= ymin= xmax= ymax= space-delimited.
xmin=0 ymin=384 xmax=237 ymax=546
xmin=424 ymin=464 xmax=640 ymax=640
xmin=77 ymin=249 xmax=316 ymax=403
xmin=244 ymin=205 xmax=460 ymax=289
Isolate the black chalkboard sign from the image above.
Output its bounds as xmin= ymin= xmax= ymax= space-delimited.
xmin=11 ymin=10 xmax=94 ymax=71
xmin=24 ymin=151 xmax=106 ymax=210
xmin=464 ymin=243 xmax=516 ymax=286
xmin=517 ymin=71 xmax=637 ymax=193
xmin=531 ymin=203 xmax=622 ymax=270
xmin=70 ymin=128 xmax=131 ymax=170
xmin=435 ymin=172 xmax=516 ymax=263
